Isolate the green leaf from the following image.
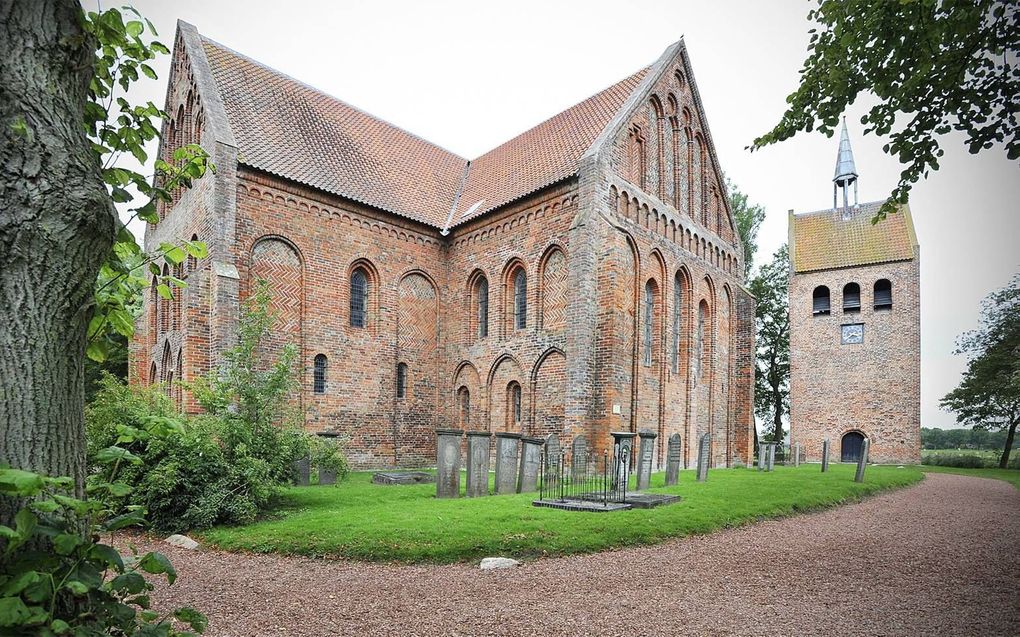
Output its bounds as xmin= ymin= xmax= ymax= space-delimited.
xmin=0 ymin=597 xmax=32 ymax=627
xmin=107 ymin=307 xmax=136 ymax=337
xmin=138 ymin=552 xmax=176 ymax=584
xmin=106 ymin=482 xmax=134 ymax=497
xmin=52 ymin=494 xmax=100 ymax=516
xmin=0 ymin=571 xmax=41 ymax=596
xmin=160 ymin=243 xmax=187 ymax=265
xmin=95 ymin=446 xmax=143 ymax=466
xmin=126 ymin=21 xmax=144 ymax=37
xmin=102 ymin=510 xmax=146 ymax=532
xmin=0 ymin=526 xmax=17 ymax=541
xmin=0 ymin=468 xmax=45 ymax=496
xmin=52 ymin=533 xmax=83 ymax=556
xmin=50 ymin=619 xmax=70 ymax=635
xmin=175 ymin=607 xmax=208 ymax=632
xmin=89 ymin=543 xmax=125 ymax=571
xmin=140 ymin=63 xmax=157 ymax=80
xmin=110 ymin=572 xmax=147 ymax=594
xmin=156 ymin=284 xmax=173 ymax=300
xmin=62 ymin=580 xmax=89 ymax=596
xmin=185 ymin=241 xmax=208 ymax=259
xmin=14 ymin=509 xmax=36 ymax=544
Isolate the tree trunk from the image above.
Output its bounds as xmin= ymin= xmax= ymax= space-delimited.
xmin=999 ymin=419 xmax=1017 ymax=469
xmin=771 ymin=383 xmax=783 ymax=442
xmin=0 ymin=0 xmax=116 ymax=526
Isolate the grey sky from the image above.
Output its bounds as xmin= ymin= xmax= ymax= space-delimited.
xmin=102 ymin=0 xmax=1020 ymax=430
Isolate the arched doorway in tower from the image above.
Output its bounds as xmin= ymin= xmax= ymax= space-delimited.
xmin=841 ymin=431 xmax=866 ymax=463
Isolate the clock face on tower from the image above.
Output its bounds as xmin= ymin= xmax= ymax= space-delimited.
xmin=841 ymin=323 xmax=864 ymax=345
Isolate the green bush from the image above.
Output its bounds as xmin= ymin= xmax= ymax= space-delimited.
xmin=922 ymin=452 xmax=991 ymax=468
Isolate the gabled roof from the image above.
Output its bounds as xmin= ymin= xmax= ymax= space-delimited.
xmin=195 ymin=28 xmax=649 ymax=230
xmin=789 ymin=202 xmax=918 ymax=273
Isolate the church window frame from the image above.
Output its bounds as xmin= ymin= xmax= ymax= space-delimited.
xmin=874 ymin=279 xmax=893 ymax=310
xmin=843 ymin=282 xmax=861 ymax=313
xmin=350 ymin=267 xmax=370 ymax=328
xmin=313 ymin=354 xmax=327 ymax=394
xmin=812 ymin=285 xmax=831 ymax=316
xmin=396 ymin=362 xmax=408 ymax=399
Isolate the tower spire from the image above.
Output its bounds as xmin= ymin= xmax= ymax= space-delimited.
xmin=833 ymin=117 xmax=859 ymax=212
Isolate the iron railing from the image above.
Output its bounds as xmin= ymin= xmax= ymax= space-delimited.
xmin=539 ymin=449 xmax=629 ymax=506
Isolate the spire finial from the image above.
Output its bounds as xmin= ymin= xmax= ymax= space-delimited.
xmin=833 ymin=118 xmax=859 ymax=211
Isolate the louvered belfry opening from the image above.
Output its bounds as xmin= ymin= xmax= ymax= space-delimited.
xmin=812 ymin=286 xmax=831 ymax=315
xmin=874 ymin=279 xmax=893 ymax=309
xmin=843 ymin=282 xmax=861 ymax=313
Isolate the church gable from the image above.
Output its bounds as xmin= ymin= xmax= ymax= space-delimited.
xmin=599 ymin=42 xmax=737 ymax=247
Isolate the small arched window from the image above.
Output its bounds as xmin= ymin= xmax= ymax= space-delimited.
xmin=812 ymin=286 xmax=831 ymax=316
xmin=643 ymin=280 xmax=655 ymax=366
xmin=513 ymin=269 xmax=527 ymax=330
xmin=508 ymin=381 xmax=522 ymax=426
xmin=396 ymin=362 xmax=408 ymax=399
xmin=457 ymin=387 xmax=470 ymax=428
xmin=874 ymin=279 xmax=893 ymax=309
xmin=350 ymin=268 xmax=369 ymax=328
xmin=672 ymin=274 xmax=683 ymax=373
xmin=186 ymin=233 xmax=199 ymax=275
xmin=149 ymin=361 xmax=157 ymax=387
xmin=843 ymin=282 xmax=861 ymax=313
xmin=313 ymin=354 xmax=327 ymax=394
xmin=476 ymin=277 xmax=489 ymax=338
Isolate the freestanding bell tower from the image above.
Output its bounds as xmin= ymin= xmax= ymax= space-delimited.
xmin=787 ymin=121 xmax=921 ymax=465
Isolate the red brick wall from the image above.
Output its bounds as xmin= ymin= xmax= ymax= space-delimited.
xmin=789 ymin=258 xmax=921 ymax=464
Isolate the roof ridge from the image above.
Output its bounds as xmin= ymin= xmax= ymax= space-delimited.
xmin=200 ymin=34 xmax=469 ymax=162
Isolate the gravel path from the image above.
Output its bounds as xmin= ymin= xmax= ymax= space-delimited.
xmin=140 ymin=473 xmax=1020 ymax=636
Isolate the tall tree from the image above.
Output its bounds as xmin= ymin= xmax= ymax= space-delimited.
xmin=749 ymin=245 xmax=790 ymax=442
xmin=751 ymin=0 xmax=1020 ymax=221
xmin=0 ymin=1 xmax=208 ymax=526
xmin=941 ymin=274 xmax=1020 ymax=468
xmin=727 ymin=178 xmax=766 ymax=282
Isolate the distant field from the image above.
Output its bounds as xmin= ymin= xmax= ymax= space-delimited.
xmin=922 ymin=448 xmax=999 ymax=459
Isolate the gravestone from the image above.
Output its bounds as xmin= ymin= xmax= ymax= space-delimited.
xmin=610 ymin=431 xmax=637 ymax=489
xmin=793 ymin=441 xmax=801 ymax=468
xmin=435 ymin=429 xmax=463 ymax=498
xmin=757 ymin=443 xmax=767 ymax=471
xmin=543 ymin=433 xmax=562 ymax=490
xmin=517 ymin=437 xmax=544 ymax=493
xmin=571 ymin=435 xmax=588 ymax=479
xmin=465 ymin=431 xmax=491 ymax=497
xmin=664 ymin=433 xmax=681 ymax=486
xmin=854 ymin=438 xmax=870 ymax=483
xmin=821 ymin=438 xmax=830 ymax=472
xmin=372 ymin=471 xmax=434 ymax=485
xmin=292 ymin=456 xmax=310 ymax=486
xmin=315 ymin=432 xmax=340 ymax=485
xmin=636 ymin=430 xmax=657 ymax=491
xmin=766 ymin=443 xmax=776 ymax=472
xmin=493 ymin=432 xmax=521 ymax=495
xmin=696 ymin=433 xmax=711 ymax=482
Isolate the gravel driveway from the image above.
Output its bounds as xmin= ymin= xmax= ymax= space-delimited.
xmin=141 ymin=472 xmax=1020 ymax=636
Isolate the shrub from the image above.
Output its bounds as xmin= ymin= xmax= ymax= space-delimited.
xmin=921 ymin=452 xmax=990 ymax=468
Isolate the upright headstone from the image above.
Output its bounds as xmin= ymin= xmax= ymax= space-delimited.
xmin=571 ymin=435 xmax=588 ymax=479
xmin=517 ymin=437 xmax=544 ymax=493
xmin=493 ymin=432 xmax=521 ymax=495
xmin=696 ymin=433 xmax=711 ymax=482
xmin=465 ymin=431 xmax=491 ymax=497
xmin=793 ymin=442 xmax=801 ymax=468
xmin=821 ymin=438 xmax=830 ymax=472
xmin=435 ymin=429 xmax=463 ymax=498
xmin=610 ymin=431 xmax=637 ymax=489
xmin=757 ymin=443 xmax=767 ymax=471
xmin=543 ymin=433 xmax=562 ymax=490
xmin=292 ymin=456 xmax=310 ymax=486
xmin=766 ymin=443 xmax=776 ymax=472
xmin=854 ymin=438 xmax=870 ymax=483
xmin=664 ymin=433 xmax=682 ymax=486
xmin=316 ymin=432 xmax=340 ymax=485
xmin=636 ymin=430 xmax=657 ymax=490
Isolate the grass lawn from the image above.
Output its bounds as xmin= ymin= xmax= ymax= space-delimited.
xmin=920 ymin=465 xmax=1020 ymax=489
xmin=199 ymin=463 xmax=922 ymax=564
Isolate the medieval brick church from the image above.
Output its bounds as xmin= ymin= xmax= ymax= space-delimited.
xmin=132 ymin=21 xmax=755 ymax=470
xmin=788 ymin=123 xmax=921 ymax=465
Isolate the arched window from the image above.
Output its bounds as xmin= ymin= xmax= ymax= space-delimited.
xmin=695 ymin=300 xmax=708 ymax=383
xmin=843 ymin=282 xmax=861 ymax=313
xmin=186 ymin=233 xmax=198 ymax=275
xmin=396 ymin=362 xmax=408 ymax=398
xmin=149 ymin=361 xmax=157 ymax=387
xmin=812 ymin=286 xmax=831 ymax=316
xmin=457 ymin=386 xmax=470 ymax=428
xmin=476 ymin=277 xmax=489 ymax=338
xmin=313 ymin=354 xmax=327 ymax=394
xmin=874 ymin=279 xmax=893 ymax=309
xmin=643 ymin=280 xmax=655 ymax=366
xmin=508 ymin=381 xmax=522 ymax=427
xmin=672 ymin=274 xmax=683 ymax=373
xmin=350 ymin=268 xmax=369 ymax=328
xmin=513 ymin=269 xmax=527 ymax=330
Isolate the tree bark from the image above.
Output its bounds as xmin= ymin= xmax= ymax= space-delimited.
xmin=999 ymin=418 xmax=1017 ymax=469
xmin=0 ymin=0 xmax=116 ymax=525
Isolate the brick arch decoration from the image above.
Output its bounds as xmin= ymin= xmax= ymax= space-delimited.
xmin=173 ymin=348 xmax=184 ymax=409
xmin=530 ymin=347 xmax=566 ymax=438
xmin=250 ymin=236 xmax=303 ymax=364
xmin=395 ymin=270 xmax=439 ymax=465
xmin=465 ymin=268 xmax=490 ymax=343
xmin=452 ymin=361 xmax=481 ymax=430
xmin=501 ymin=256 xmax=529 ymax=336
xmin=538 ymin=244 xmax=567 ymax=334
xmin=716 ymin=285 xmax=733 ymax=466
xmin=486 ymin=353 xmax=525 ymax=433
xmin=346 ymin=257 xmax=380 ymax=334
xmin=691 ymin=275 xmax=716 ymax=462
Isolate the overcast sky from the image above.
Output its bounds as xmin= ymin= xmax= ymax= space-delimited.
xmin=100 ymin=0 xmax=1020 ymax=431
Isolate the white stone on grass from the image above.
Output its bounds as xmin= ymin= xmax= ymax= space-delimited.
xmin=479 ymin=557 xmax=520 ymax=570
xmin=164 ymin=534 xmax=199 ymax=550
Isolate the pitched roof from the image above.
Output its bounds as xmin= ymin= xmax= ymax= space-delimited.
xmin=198 ymin=34 xmax=647 ymax=230
xmin=790 ymin=202 xmax=918 ymax=273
